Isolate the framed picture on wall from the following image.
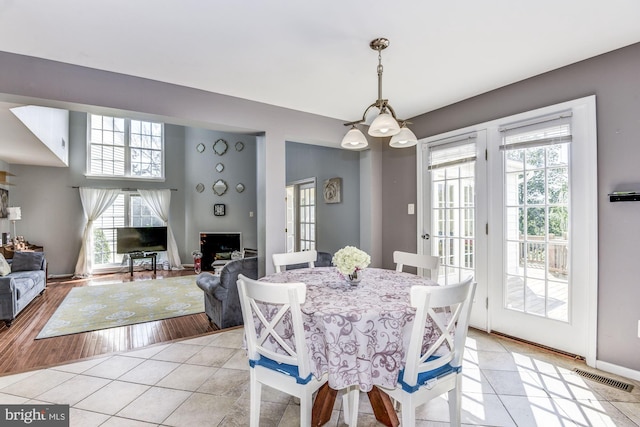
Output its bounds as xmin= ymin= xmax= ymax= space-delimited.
xmin=323 ymin=177 xmax=341 ymax=204
xmin=0 ymin=188 xmax=7 ymax=218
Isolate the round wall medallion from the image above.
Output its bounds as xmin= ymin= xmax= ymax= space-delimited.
xmin=236 ymin=183 xmax=245 ymax=193
xmin=213 ymin=139 xmax=228 ymax=156
xmin=215 ymin=162 xmax=224 ymax=173
xmin=235 ymin=141 xmax=245 ymax=152
xmin=195 ymin=183 xmax=205 ymax=193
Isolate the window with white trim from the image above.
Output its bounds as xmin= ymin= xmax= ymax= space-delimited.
xmin=87 ymin=114 xmax=164 ymax=179
xmin=93 ymin=193 xmax=163 ymax=266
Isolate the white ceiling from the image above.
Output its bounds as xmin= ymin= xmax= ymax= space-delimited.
xmin=1 ymin=0 xmax=640 ymax=166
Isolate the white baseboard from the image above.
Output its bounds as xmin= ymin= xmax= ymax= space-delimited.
xmin=596 ymin=360 xmax=640 ymax=382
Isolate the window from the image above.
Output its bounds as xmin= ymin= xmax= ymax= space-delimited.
xmin=285 ymin=179 xmax=316 ymax=252
xmin=93 ymin=193 xmax=163 ymax=265
xmin=88 ymin=114 xmax=164 ymax=179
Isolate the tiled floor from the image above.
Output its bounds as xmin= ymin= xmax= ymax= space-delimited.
xmin=0 ymin=327 xmax=638 ymax=426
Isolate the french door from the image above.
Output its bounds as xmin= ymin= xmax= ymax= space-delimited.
xmin=419 ymin=96 xmax=597 ymax=361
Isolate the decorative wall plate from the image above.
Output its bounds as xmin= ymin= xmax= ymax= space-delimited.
xmin=235 ymin=141 xmax=245 ymax=152
xmin=213 ymin=139 xmax=228 ymax=156
xmin=212 ymin=179 xmax=228 ymax=196
xmin=236 ymin=183 xmax=245 ymax=193
xmin=214 ymin=203 xmax=226 ymax=216
xmin=195 ymin=183 xmax=205 ymax=193
xmin=196 ymin=143 xmax=206 ymax=153
xmin=215 ymin=162 xmax=224 ymax=173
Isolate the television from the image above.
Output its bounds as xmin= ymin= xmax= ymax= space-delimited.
xmin=199 ymin=232 xmax=242 ymax=271
xmin=116 ymin=226 xmax=168 ymax=254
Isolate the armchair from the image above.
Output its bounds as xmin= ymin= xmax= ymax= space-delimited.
xmin=195 ymin=256 xmax=258 ymax=329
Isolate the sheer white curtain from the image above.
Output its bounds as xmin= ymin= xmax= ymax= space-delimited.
xmin=74 ymin=187 xmax=120 ymax=277
xmin=138 ymin=189 xmax=183 ymax=270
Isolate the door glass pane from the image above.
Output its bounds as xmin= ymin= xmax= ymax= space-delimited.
xmin=430 ymin=155 xmax=475 ymax=285
xmin=502 ymin=138 xmax=570 ymax=322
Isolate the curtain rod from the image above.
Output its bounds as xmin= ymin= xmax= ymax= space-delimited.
xmin=71 ymin=186 xmax=178 ymax=191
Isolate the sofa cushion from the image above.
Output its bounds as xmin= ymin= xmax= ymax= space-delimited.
xmin=10 ymin=270 xmax=44 ymax=299
xmin=11 ymin=251 xmax=45 ymax=272
xmin=0 ymin=254 xmax=10 ymax=276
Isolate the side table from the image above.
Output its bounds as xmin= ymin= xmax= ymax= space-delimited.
xmin=128 ymin=252 xmax=157 ymax=277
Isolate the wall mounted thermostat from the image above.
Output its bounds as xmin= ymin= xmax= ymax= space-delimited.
xmin=214 ymin=204 xmax=226 ymax=216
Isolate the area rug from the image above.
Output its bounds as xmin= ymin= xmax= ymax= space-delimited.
xmin=36 ymin=276 xmax=204 ymax=339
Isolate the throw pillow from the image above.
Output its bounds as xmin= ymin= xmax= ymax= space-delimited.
xmin=11 ymin=251 xmax=45 ymax=272
xmin=0 ymin=253 xmax=10 ymax=276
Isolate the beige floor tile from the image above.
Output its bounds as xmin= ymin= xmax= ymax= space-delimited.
xmin=556 ymin=398 xmax=639 ymax=427
xmin=100 ymin=417 xmax=159 ymax=427
xmin=210 ymin=328 xmax=245 ymax=348
xmin=181 ymin=333 xmax=218 ymax=346
xmin=117 ymin=386 xmax=191 ymax=424
xmin=50 ymin=356 xmax=110 ymax=374
xmin=221 ymin=349 xmax=250 ymax=370
xmin=162 ymin=391 xmax=236 ymax=426
xmin=0 ymin=392 xmax=29 ymax=404
xmin=155 ymin=363 xmax=217 ymax=391
xmin=460 ymin=368 xmax=496 ymax=395
xmin=117 ymin=359 xmax=180 ymax=386
xmin=69 ymin=408 xmax=110 ymax=427
xmin=413 ymin=392 xmax=517 ymax=426
xmin=0 ymin=369 xmax=75 ymax=399
xmin=185 ymin=345 xmax=236 ymax=367
xmin=36 ymin=374 xmax=111 ymax=405
xmin=611 ymin=401 xmax=640 ymax=425
xmin=74 ymin=380 xmax=149 ymax=415
xmin=82 ymin=355 xmax=145 ymax=379
xmin=150 ymin=342 xmax=203 ymax=363
xmin=0 ymin=370 xmax=39 ymax=389
xmin=474 ymin=350 xmax=520 ymax=371
xmin=219 ymin=399 xmax=287 ymax=427
xmin=122 ymin=343 xmax=170 ymax=359
xmin=482 ymin=369 xmax=549 ymax=397
xmin=197 ymin=367 xmax=249 ymax=399
xmin=499 ymin=395 xmax=578 ymax=427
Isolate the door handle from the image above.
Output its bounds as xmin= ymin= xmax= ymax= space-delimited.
xmin=421 ymin=233 xmax=430 ymax=240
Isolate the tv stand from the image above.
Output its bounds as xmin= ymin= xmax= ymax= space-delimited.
xmin=128 ymin=252 xmax=157 ymax=277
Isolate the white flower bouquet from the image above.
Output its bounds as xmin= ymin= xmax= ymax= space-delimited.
xmin=332 ymin=246 xmax=371 ymax=275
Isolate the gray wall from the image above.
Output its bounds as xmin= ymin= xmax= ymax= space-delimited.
xmin=184 ymin=128 xmax=257 ymax=255
xmin=383 ymin=42 xmax=640 ymax=372
xmin=286 ymin=142 xmax=360 ymax=254
xmin=0 ymin=50 xmax=361 ymax=277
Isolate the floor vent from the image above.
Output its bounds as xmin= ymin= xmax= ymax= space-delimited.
xmin=573 ymin=368 xmax=634 ymax=392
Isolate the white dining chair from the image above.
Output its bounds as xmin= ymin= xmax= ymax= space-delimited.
xmin=236 ymin=274 xmax=327 ymax=427
xmin=380 ymin=276 xmax=476 ymax=427
xmin=272 ymin=249 xmax=318 ymax=273
xmin=393 ymin=250 xmax=440 ymax=281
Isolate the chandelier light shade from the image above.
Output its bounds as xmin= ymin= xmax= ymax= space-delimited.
xmin=342 ymin=37 xmax=415 ymax=149
xmin=389 ymin=123 xmax=418 ymax=148
xmin=341 ymin=125 xmax=369 ymax=149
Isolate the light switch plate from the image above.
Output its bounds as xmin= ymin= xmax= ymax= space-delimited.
xmin=408 ymin=203 xmax=415 ymax=215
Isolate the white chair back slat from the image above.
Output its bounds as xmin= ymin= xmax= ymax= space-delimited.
xmin=272 ymin=249 xmax=318 ymax=272
xmin=403 ymin=276 xmax=476 ymax=387
xmin=393 ymin=250 xmax=440 ymax=281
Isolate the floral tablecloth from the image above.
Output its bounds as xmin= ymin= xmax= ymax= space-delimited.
xmin=260 ymin=267 xmax=439 ymax=392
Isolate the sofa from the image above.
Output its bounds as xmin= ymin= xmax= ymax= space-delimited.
xmin=196 ymin=256 xmax=258 ymax=329
xmin=0 ymin=251 xmax=47 ymax=327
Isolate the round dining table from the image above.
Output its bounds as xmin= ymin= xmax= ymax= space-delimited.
xmin=260 ymin=266 xmax=440 ymax=427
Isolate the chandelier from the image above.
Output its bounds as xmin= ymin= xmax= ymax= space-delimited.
xmin=341 ymin=38 xmax=418 ymax=150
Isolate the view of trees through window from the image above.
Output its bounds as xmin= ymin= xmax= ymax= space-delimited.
xmin=93 ymin=194 xmax=163 ymax=265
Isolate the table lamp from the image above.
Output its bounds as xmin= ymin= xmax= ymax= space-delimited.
xmin=7 ymin=207 xmax=21 ymax=244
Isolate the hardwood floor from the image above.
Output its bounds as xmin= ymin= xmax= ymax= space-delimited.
xmin=0 ymin=268 xmax=217 ymax=376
